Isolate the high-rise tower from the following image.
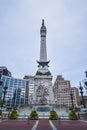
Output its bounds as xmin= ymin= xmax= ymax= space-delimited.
xmin=34 ymin=20 xmax=54 ymax=105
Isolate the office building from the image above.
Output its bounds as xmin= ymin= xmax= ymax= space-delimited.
xmin=24 ymin=75 xmax=34 ymax=104
xmin=53 ymin=75 xmax=80 ymax=108
xmin=1 ymin=75 xmax=26 ymax=107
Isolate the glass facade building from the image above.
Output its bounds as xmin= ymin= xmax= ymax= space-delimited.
xmin=1 ymin=75 xmax=27 ymax=107
xmin=24 ymin=76 xmax=34 ymax=104
xmin=0 ymin=66 xmax=11 ymax=77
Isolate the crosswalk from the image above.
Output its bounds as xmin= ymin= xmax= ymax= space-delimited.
xmin=31 ymin=120 xmax=57 ymax=130
xmin=31 ymin=120 xmax=39 ymax=130
xmin=49 ymin=120 xmax=57 ymax=130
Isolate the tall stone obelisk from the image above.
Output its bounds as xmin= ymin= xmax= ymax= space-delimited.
xmin=40 ymin=19 xmax=47 ymax=62
xmin=34 ymin=20 xmax=54 ymax=105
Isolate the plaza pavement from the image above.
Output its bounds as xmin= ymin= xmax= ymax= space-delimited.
xmin=52 ymin=119 xmax=87 ymax=130
xmin=0 ymin=119 xmax=87 ymax=130
xmin=0 ymin=119 xmax=36 ymax=130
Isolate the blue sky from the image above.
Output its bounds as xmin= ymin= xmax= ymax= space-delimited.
xmin=0 ymin=0 xmax=87 ymax=89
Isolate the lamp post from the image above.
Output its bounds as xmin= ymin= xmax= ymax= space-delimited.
xmin=70 ymin=89 xmax=74 ymax=109
xmin=84 ymin=71 xmax=87 ymax=93
xmin=0 ymin=80 xmax=3 ymax=86
xmin=1 ymin=83 xmax=8 ymax=107
xmin=0 ymin=79 xmax=3 ymax=106
xmin=79 ymin=82 xmax=85 ymax=108
xmin=12 ymin=90 xmax=16 ymax=108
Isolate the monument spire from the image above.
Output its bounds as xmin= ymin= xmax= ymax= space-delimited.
xmin=34 ymin=20 xmax=54 ymax=105
xmin=40 ymin=19 xmax=47 ymax=62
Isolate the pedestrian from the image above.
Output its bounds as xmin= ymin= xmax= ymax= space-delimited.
xmin=78 ymin=112 xmax=80 ymax=119
xmin=28 ymin=115 xmax=30 ymax=124
xmin=58 ymin=117 xmax=61 ymax=125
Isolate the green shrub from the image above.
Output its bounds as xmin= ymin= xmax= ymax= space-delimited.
xmin=69 ymin=107 xmax=73 ymax=111
xmin=49 ymin=109 xmax=58 ymax=120
xmin=30 ymin=110 xmax=38 ymax=120
xmin=69 ymin=109 xmax=78 ymax=120
xmin=9 ymin=109 xmax=18 ymax=120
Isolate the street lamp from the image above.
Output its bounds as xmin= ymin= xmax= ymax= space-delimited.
xmin=84 ymin=71 xmax=87 ymax=93
xmin=70 ymin=89 xmax=74 ymax=109
xmin=0 ymin=79 xmax=3 ymax=105
xmin=1 ymin=82 xmax=8 ymax=107
xmin=0 ymin=80 xmax=3 ymax=86
xmin=12 ymin=90 xmax=16 ymax=108
xmin=79 ymin=82 xmax=85 ymax=108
